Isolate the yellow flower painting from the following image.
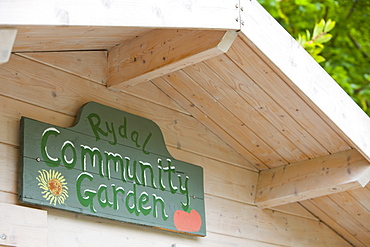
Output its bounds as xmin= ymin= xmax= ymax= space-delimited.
xmin=36 ymin=169 xmax=68 ymax=206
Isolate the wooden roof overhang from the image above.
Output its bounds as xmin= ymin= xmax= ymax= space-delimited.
xmin=1 ymin=0 xmax=369 ymax=245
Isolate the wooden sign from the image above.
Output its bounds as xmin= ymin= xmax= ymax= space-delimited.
xmin=19 ymin=102 xmax=206 ymax=236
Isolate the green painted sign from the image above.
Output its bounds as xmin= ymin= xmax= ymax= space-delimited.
xmin=19 ymin=102 xmax=206 ymax=236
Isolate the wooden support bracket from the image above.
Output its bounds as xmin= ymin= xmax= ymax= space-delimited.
xmin=107 ymin=29 xmax=238 ymax=90
xmin=0 ymin=28 xmax=17 ymax=64
xmin=255 ymin=149 xmax=370 ymax=208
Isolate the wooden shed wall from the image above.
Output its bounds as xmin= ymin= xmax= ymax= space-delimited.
xmin=0 ymin=52 xmax=351 ymax=246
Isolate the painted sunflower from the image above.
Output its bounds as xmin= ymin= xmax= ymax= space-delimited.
xmin=36 ymin=169 xmax=68 ymax=206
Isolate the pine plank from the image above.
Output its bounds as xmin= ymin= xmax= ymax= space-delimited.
xmin=183 ymin=61 xmax=309 ymax=165
xmin=0 ymin=203 xmax=47 ymax=247
xmin=44 ymin=195 xmax=350 ymax=247
xmin=205 ymin=55 xmax=329 ymax=160
xmin=300 ymin=199 xmax=366 ymax=247
xmin=227 ymin=37 xmax=350 ymax=155
xmin=329 ymin=192 xmax=370 ymax=230
xmin=124 ymin=80 xmax=190 ymax=115
xmin=151 ymin=76 xmax=261 ymax=170
xmin=270 ymin=203 xmax=318 ymax=221
xmin=256 ymin=149 xmax=370 ymax=208
xmin=0 ymin=143 xmax=18 ymax=195
xmin=0 ymin=191 xmax=17 ymax=204
xmin=18 ymin=51 xmax=108 ymax=84
xmin=13 ymin=26 xmax=151 ymax=52
xmin=240 ymin=0 xmax=370 ymax=163
xmin=159 ymin=69 xmax=284 ymax=168
xmin=46 ymin=208 xmax=280 ymax=247
xmin=0 ymin=94 xmax=75 ymax=146
xmin=0 ymin=54 xmax=250 ymax=167
xmin=107 ymin=30 xmax=236 ymax=89
xmin=168 ymin=146 xmax=258 ymax=205
xmin=17 ymin=51 xmax=188 ymax=113
xmin=205 ymin=195 xmax=351 ymax=246
xmin=310 ymin=196 xmax=370 ymax=246
xmin=348 ymin=187 xmax=370 ymax=210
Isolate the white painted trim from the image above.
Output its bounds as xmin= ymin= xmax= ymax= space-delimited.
xmin=0 ymin=28 xmax=17 ymax=64
xmin=0 ymin=0 xmax=240 ymax=30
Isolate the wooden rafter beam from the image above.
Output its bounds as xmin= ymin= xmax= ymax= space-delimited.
xmin=0 ymin=28 xmax=17 ymax=64
xmin=107 ymin=29 xmax=238 ymax=90
xmin=255 ymin=149 xmax=370 ymax=208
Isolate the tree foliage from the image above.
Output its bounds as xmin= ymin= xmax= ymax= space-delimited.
xmin=257 ymin=0 xmax=370 ymax=116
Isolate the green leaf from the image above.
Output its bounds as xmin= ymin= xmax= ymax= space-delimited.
xmin=324 ymin=19 xmax=336 ymax=33
xmin=306 ymin=30 xmax=311 ymax=40
xmin=313 ymin=55 xmax=326 ymax=63
xmin=311 ymin=46 xmax=324 ymax=56
xmin=297 ymin=34 xmax=306 ymax=46
xmin=315 ymin=34 xmax=333 ymax=43
xmin=313 ymin=19 xmax=325 ymax=38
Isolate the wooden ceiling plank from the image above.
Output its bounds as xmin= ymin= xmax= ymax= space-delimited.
xmin=310 ymin=196 xmax=370 ymax=246
xmin=300 ymin=200 xmax=366 ymax=247
xmin=270 ymin=202 xmax=319 ymax=221
xmin=107 ymin=29 xmax=237 ymax=90
xmin=0 ymin=54 xmax=250 ymax=168
xmin=151 ymin=76 xmax=262 ymax=171
xmin=160 ymin=69 xmax=285 ymax=168
xmin=227 ymin=36 xmax=351 ymax=155
xmin=204 ymin=55 xmax=329 ymax=160
xmin=329 ymin=192 xmax=370 ymax=230
xmin=256 ymin=149 xmax=370 ymax=208
xmin=206 ymin=196 xmax=351 ymax=246
xmin=12 ymin=26 xmax=152 ymax=52
xmin=347 ymin=187 xmax=370 ymax=211
xmin=239 ymin=0 xmax=370 ymax=163
xmin=182 ymin=62 xmax=308 ymax=165
xmin=18 ymin=51 xmax=108 ymax=84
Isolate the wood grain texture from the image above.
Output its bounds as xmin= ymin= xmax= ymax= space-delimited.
xmin=168 ymin=146 xmax=258 ymax=205
xmin=0 ymin=54 xmax=249 ymax=167
xmin=270 ymin=203 xmax=318 ymax=221
xmin=256 ymin=149 xmax=370 ymax=208
xmin=0 ymin=203 xmax=47 ymax=247
xmin=108 ymin=30 xmax=236 ymax=89
xmin=183 ymin=61 xmax=309 ymax=166
xmin=205 ymin=55 xmax=330 ymax=160
xmin=12 ymin=26 xmax=151 ymax=52
xmin=18 ymin=51 xmax=108 ymax=84
xmin=240 ymin=0 xmax=370 ymax=163
xmin=205 ymin=196 xmax=350 ymax=246
xmin=348 ymin=186 xmax=370 ymax=210
xmin=329 ymin=192 xmax=370 ymax=231
xmin=151 ymin=76 xmax=261 ymax=171
xmin=308 ymin=196 xmax=370 ymax=246
xmin=15 ymin=51 xmax=188 ymax=114
xmin=227 ymin=37 xmax=350 ymax=156
xmin=46 ymin=207 xmax=281 ymax=247
xmin=300 ymin=199 xmax=366 ymax=247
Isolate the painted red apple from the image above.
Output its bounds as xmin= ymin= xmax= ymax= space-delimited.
xmin=174 ymin=209 xmax=202 ymax=232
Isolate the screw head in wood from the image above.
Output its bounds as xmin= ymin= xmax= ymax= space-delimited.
xmin=0 ymin=234 xmax=6 ymax=240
